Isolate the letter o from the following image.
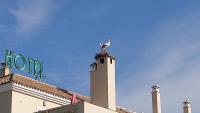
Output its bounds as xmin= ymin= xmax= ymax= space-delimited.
xmin=14 ymin=54 xmax=26 ymax=71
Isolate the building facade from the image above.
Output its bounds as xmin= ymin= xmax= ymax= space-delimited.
xmin=0 ymin=50 xmax=192 ymax=113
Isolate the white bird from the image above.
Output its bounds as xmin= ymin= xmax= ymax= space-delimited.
xmin=100 ymin=39 xmax=111 ymax=52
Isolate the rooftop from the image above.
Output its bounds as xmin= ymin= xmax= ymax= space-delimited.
xmin=0 ymin=73 xmax=134 ymax=113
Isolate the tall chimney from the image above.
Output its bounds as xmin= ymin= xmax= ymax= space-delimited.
xmin=90 ymin=52 xmax=116 ymax=111
xmin=151 ymin=84 xmax=161 ymax=113
xmin=183 ymin=99 xmax=192 ymax=113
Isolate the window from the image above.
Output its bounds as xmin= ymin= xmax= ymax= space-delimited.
xmin=110 ymin=58 xmax=112 ymax=64
xmin=43 ymin=100 xmax=47 ymax=106
xmin=100 ymin=58 xmax=104 ymax=64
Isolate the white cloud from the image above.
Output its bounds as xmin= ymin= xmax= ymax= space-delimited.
xmin=117 ymin=12 xmax=200 ymax=113
xmin=10 ymin=0 xmax=55 ymax=34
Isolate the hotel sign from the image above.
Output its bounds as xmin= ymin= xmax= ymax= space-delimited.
xmin=5 ymin=50 xmax=45 ymax=80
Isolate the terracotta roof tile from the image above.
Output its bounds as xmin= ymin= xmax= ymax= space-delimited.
xmin=0 ymin=73 xmax=89 ymax=101
xmin=0 ymin=73 xmax=134 ymax=113
xmin=0 ymin=74 xmax=12 ymax=84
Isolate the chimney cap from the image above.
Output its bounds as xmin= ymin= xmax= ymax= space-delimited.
xmin=151 ymin=84 xmax=160 ymax=89
xmin=183 ymin=99 xmax=191 ymax=105
xmin=95 ymin=52 xmax=116 ymax=60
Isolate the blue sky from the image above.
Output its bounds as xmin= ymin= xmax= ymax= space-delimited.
xmin=0 ymin=1 xmax=200 ymax=113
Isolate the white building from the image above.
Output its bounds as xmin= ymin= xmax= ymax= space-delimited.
xmin=0 ymin=49 xmax=192 ymax=113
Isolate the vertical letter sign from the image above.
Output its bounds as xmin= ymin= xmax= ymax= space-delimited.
xmin=5 ymin=50 xmax=45 ymax=80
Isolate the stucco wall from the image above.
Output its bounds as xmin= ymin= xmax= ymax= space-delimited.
xmin=11 ymin=91 xmax=61 ymax=113
xmin=0 ymin=90 xmax=12 ymax=113
xmin=152 ymin=91 xmax=161 ymax=113
xmin=37 ymin=102 xmax=117 ymax=113
xmin=84 ymin=102 xmax=117 ymax=113
xmin=91 ymin=56 xmax=116 ymax=111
